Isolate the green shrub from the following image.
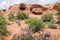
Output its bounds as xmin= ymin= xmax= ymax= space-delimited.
xmin=56 ymin=16 xmax=60 ymax=24
xmin=56 ymin=4 xmax=60 ymax=24
xmin=13 ymin=33 xmax=34 ymax=40
xmin=25 ymin=18 xmax=45 ymax=33
xmin=57 ymin=5 xmax=60 ymax=16
xmin=41 ymin=13 xmax=53 ymax=22
xmin=23 ymin=34 xmax=34 ymax=40
xmin=48 ymin=23 xmax=57 ymax=29
xmin=0 ymin=14 xmax=8 ymax=36
xmin=0 ymin=14 xmax=7 ymax=27
xmin=0 ymin=29 xmax=8 ymax=36
xmin=8 ymin=12 xmax=15 ymax=21
xmin=16 ymin=12 xmax=28 ymax=20
xmin=50 ymin=19 xmax=56 ymax=24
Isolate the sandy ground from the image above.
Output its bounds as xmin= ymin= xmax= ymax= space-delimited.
xmin=5 ymin=20 xmax=60 ymax=40
xmin=1 ymin=11 xmax=60 ymax=40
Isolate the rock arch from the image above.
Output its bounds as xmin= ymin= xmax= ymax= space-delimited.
xmin=30 ymin=4 xmax=47 ymax=15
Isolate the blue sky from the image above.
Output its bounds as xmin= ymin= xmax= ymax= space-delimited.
xmin=0 ymin=0 xmax=60 ymax=10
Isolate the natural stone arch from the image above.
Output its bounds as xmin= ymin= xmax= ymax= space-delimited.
xmin=19 ymin=3 xmax=27 ymax=11
xmin=30 ymin=4 xmax=47 ymax=15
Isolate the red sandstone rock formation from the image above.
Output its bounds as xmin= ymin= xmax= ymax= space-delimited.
xmin=19 ymin=3 xmax=27 ymax=11
xmin=0 ymin=3 xmax=60 ymax=40
xmin=30 ymin=4 xmax=48 ymax=15
xmin=0 ymin=3 xmax=59 ymax=15
xmin=8 ymin=4 xmax=19 ymax=13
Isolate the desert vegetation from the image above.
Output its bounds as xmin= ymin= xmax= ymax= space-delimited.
xmin=16 ymin=12 xmax=28 ymax=20
xmin=8 ymin=12 xmax=15 ymax=21
xmin=0 ymin=14 xmax=9 ymax=40
xmin=56 ymin=4 xmax=60 ymax=25
xmin=25 ymin=18 xmax=45 ymax=33
xmin=12 ymin=33 xmax=34 ymax=40
xmin=41 ymin=13 xmax=58 ymax=29
xmin=0 ymin=12 xmax=59 ymax=40
xmin=48 ymin=23 xmax=57 ymax=29
xmin=41 ymin=13 xmax=53 ymax=22
xmin=0 ymin=14 xmax=8 ymax=36
xmin=0 ymin=3 xmax=60 ymax=40
xmin=57 ymin=5 xmax=60 ymax=16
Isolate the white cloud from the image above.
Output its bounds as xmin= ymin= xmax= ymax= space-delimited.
xmin=39 ymin=0 xmax=58 ymax=5
xmin=0 ymin=1 xmax=10 ymax=10
xmin=0 ymin=0 xmax=59 ymax=10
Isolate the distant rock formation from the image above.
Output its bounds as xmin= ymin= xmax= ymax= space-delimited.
xmin=0 ymin=3 xmax=59 ymax=15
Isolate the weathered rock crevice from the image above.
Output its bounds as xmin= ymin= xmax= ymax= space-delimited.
xmin=19 ymin=3 xmax=26 ymax=11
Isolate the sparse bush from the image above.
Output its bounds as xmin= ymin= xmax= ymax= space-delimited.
xmin=8 ymin=12 xmax=15 ymax=21
xmin=0 ymin=14 xmax=8 ymax=36
xmin=56 ymin=15 xmax=60 ymax=24
xmin=56 ymin=4 xmax=60 ymax=25
xmin=0 ymin=29 xmax=8 ymax=36
xmin=57 ymin=5 xmax=60 ymax=16
xmin=56 ymin=5 xmax=60 ymax=24
xmin=48 ymin=23 xmax=57 ymax=29
xmin=41 ymin=32 xmax=51 ymax=40
xmin=0 ymin=14 xmax=7 ymax=27
xmin=13 ymin=34 xmax=18 ymax=40
xmin=50 ymin=19 xmax=56 ymax=24
xmin=13 ymin=33 xmax=34 ymax=40
xmin=16 ymin=12 xmax=28 ymax=20
xmin=23 ymin=34 xmax=34 ymax=40
xmin=25 ymin=18 xmax=45 ymax=33
xmin=41 ymin=13 xmax=53 ymax=22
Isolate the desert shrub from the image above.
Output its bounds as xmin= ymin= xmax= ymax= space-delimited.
xmin=57 ymin=5 xmax=60 ymax=16
xmin=41 ymin=32 xmax=51 ymax=40
xmin=50 ymin=19 xmax=56 ymax=24
xmin=23 ymin=34 xmax=34 ymax=40
xmin=56 ymin=4 xmax=60 ymax=24
xmin=56 ymin=4 xmax=60 ymax=25
xmin=16 ymin=12 xmax=28 ymax=20
xmin=8 ymin=12 xmax=15 ymax=21
xmin=13 ymin=33 xmax=34 ymax=40
xmin=56 ymin=16 xmax=60 ymax=25
xmin=25 ymin=18 xmax=45 ymax=33
xmin=48 ymin=23 xmax=57 ymax=29
xmin=0 ymin=14 xmax=8 ymax=36
xmin=0 ymin=14 xmax=7 ymax=27
xmin=41 ymin=13 xmax=53 ymax=22
xmin=0 ymin=29 xmax=8 ymax=36
xmin=13 ymin=34 xmax=18 ymax=40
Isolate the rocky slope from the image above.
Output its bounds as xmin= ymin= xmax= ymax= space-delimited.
xmin=0 ymin=3 xmax=60 ymax=40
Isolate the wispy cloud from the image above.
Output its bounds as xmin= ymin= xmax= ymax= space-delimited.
xmin=0 ymin=0 xmax=59 ymax=10
xmin=0 ymin=0 xmax=10 ymax=10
